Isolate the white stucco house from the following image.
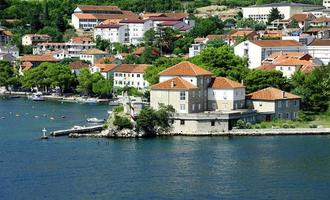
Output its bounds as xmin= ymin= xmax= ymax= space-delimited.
xmin=113 ymin=64 xmax=150 ymax=90
xmin=234 ymin=40 xmax=307 ymax=69
xmin=307 ymin=39 xmax=330 ymax=65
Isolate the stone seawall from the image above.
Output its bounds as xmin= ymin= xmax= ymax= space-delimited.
xmin=168 ymin=128 xmax=330 ymax=136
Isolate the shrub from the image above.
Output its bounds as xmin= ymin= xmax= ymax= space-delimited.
xmin=236 ymin=120 xmax=246 ymax=129
xmin=261 ymin=123 xmax=267 ymax=129
xmin=255 ymin=124 xmax=261 ymax=129
xmin=246 ymin=122 xmax=252 ymax=129
xmin=289 ymin=124 xmax=296 ymax=128
xmin=282 ymin=123 xmax=289 ymax=128
xmin=309 ymin=124 xmax=318 ymax=128
xmin=297 ymin=111 xmax=315 ymax=122
xmin=113 ymin=115 xmax=132 ymax=130
xmin=113 ymin=105 xmax=124 ymax=113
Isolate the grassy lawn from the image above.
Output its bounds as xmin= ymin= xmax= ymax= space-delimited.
xmin=251 ymin=113 xmax=330 ymax=129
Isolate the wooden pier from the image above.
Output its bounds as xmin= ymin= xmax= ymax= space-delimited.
xmin=50 ymin=125 xmax=104 ymax=137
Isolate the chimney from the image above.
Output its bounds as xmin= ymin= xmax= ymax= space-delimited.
xmin=282 ymin=91 xmax=286 ymax=98
xmin=171 ymin=80 xmax=175 ymax=88
xmin=241 ymin=79 xmax=244 ymax=86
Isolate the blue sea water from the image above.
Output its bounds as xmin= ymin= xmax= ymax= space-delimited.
xmin=1 ymin=98 xmax=330 ymax=200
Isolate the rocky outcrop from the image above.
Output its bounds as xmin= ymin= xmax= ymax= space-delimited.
xmin=69 ymin=127 xmax=146 ymax=138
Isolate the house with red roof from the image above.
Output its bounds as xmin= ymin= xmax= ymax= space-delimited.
xmin=113 ymin=64 xmax=150 ymax=90
xmin=235 ymin=40 xmax=307 ymax=68
xmin=90 ymin=63 xmax=119 ymax=79
xmin=256 ymin=51 xmax=321 ymax=78
xmin=247 ymin=87 xmax=300 ymax=120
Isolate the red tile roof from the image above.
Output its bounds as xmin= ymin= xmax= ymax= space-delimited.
xmin=20 ymin=55 xmax=58 ymax=62
xmin=82 ymin=48 xmax=108 ymax=55
xmin=95 ymin=23 xmax=123 ymax=29
xmin=151 ymin=77 xmax=198 ymax=90
xmin=69 ymin=60 xmax=89 ymax=69
xmin=73 ymin=13 xmax=97 ymax=20
xmin=290 ymin=13 xmax=315 ymax=22
xmin=162 ymin=21 xmax=182 ymax=26
xmin=251 ymin=40 xmax=302 ymax=47
xmin=309 ymin=39 xmax=330 ymax=46
xmin=133 ymin=47 xmax=160 ymax=56
xmin=77 ymin=5 xmax=121 ymax=12
xmin=164 ymin=12 xmax=188 ymax=19
xmin=120 ymin=19 xmax=149 ymax=23
xmin=248 ymin=87 xmax=300 ymax=100
xmin=159 ymin=61 xmax=212 ymax=76
xmin=149 ymin=17 xmax=180 ymax=21
xmin=256 ymin=64 xmax=276 ymax=70
xmin=209 ymin=77 xmax=244 ymax=89
xmin=114 ymin=64 xmax=150 ymax=73
xmin=95 ymin=64 xmax=119 ymax=72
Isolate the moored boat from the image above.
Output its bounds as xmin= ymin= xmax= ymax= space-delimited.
xmin=86 ymin=118 xmax=105 ymax=123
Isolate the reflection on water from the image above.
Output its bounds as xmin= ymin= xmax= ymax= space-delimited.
xmin=1 ymin=98 xmax=330 ymax=199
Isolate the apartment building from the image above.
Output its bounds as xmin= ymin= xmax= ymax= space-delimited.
xmin=113 ymin=64 xmax=150 ymax=90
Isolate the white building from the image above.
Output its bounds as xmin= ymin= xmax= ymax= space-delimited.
xmin=208 ymin=77 xmax=246 ymax=111
xmin=94 ymin=24 xmax=126 ymax=43
xmin=71 ymin=5 xmax=139 ymax=30
xmin=90 ymin=63 xmax=119 ymax=79
xmin=234 ymin=40 xmax=306 ymax=69
xmin=113 ymin=64 xmax=150 ymax=90
xmin=120 ymin=19 xmax=153 ymax=45
xmin=33 ymin=36 xmax=96 ymax=56
xmin=0 ymin=46 xmax=19 ymax=58
xmin=22 ymin=34 xmax=51 ymax=46
xmin=242 ymin=3 xmax=323 ymax=22
xmin=79 ymin=48 xmax=109 ymax=65
xmin=307 ymin=39 xmax=330 ymax=65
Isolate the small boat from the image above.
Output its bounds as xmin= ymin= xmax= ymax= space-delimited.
xmin=78 ymin=98 xmax=98 ymax=104
xmin=29 ymin=92 xmax=45 ymax=101
xmin=107 ymin=110 xmax=112 ymax=115
xmin=87 ymin=118 xmax=105 ymax=123
xmin=109 ymin=100 xmax=120 ymax=106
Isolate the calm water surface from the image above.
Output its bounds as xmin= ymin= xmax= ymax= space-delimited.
xmin=1 ymin=98 xmax=330 ymax=200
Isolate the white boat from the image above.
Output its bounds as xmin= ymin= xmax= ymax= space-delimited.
xmin=86 ymin=118 xmax=105 ymax=123
xmin=29 ymin=92 xmax=45 ymax=101
xmin=78 ymin=98 xmax=98 ymax=104
xmin=107 ymin=110 xmax=112 ymax=115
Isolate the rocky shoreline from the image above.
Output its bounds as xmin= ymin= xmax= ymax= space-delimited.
xmin=67 ymin=127 xmax=330 ymax=138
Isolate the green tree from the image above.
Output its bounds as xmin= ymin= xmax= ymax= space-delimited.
xmin=291 ymin=66 xmax=330 ymax=112
xmin=21 ymin=63 xmax=49 ymax=91
xmin=92 ymin=79 xmax=113 ymax=98
xmin=190 ymin=46 xmax=248 ymax=81
xmin=144 ymin=29 xmax=156 ymax=46
xmin=206 ymin=38 xmax=226 ymax=48
xmin=113 ymin=115 xmax=132 ymax=130
xmin=95 ymin=36 xmax=110 ymax=51
xmin=268 ymin=7 xmax=282 ymax=24
xmin=56 ymin=11 xmax=66 ymax=33
xmin=0 ymin=61 xmax=17 ymax=90
xmin=44 ymin=63 xmax=75 ymax=94
xmin=144 ymin=57 xmax=183 ymax=85
xmin=287 ymin=19 xmax=300 ymax=28
xmin=76 ymin=68 xmax=93 ymax=95
xmin=244 ymin=69 xmax=291 ymax=93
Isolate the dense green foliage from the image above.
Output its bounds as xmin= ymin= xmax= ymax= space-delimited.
xmin=144 ymin=57 xmax=183 ymax=85
xmin=21 ymin=62 xmax=76 ymax=93
xmin=136 ymin=104 xmax=175 ymax=135
xmin=113 ymin=115 xmax=132 ymax=130
xmin=0 ymin=61 xmax=18 ymax=90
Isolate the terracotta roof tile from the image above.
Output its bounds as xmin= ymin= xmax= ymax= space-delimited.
xmin=164 ymin=12 xmax=188 ymax=19
xmin=133 ymin=47 xmax=160 ymax=56
xmin=95 ymin=64 xmax=118 ymax=72
xmin=69 ymin=60 xmax=89 ymax=69
xmin=73 ymin=13 xmax=97 ymax=20
xmin=82 ymin=48 xmax=108 ymax=55
xmin=151 ymin=77 xmax=198 ymax=90
xmin=159 ymin=61 xmax=212 ymax=76
xmin=251 ymin=40 xmax=302 ymax=47
xmin=256 ymin=64 xmax=276 ymax=70
xmin=114 ymin=64 xmax=150 ymax=73
xmin=77 ymin=5 xmax=121 ymax=12
xmin=248 ymin=87 xmax=300 ymax=100
xmin=309 ymin=39 xmax=330 ymax=46
xmin=209 ymin=77 xmax=244 ymax=89
xmin=20 ymin=55 xmax=58 ymax=62
xmin=290 ymin=13 xmax=315 ymax=22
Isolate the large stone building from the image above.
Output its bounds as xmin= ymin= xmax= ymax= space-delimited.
xmin=150 ymin=61 xmax=301 ymax=133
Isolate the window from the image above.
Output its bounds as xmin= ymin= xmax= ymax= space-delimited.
xmin=180 ymin=91 xmax=186 ymax=100
xmin=211 ymin=121 xmax=215 ymax=126
xmin=132 ymin=74 xmax=134 ymax=77
xmin=293 ymin=112 xmax=297 ymax=118
xmin=137 ymin=74 xmax=140 ymax=77
xmin=294 ymin=100 xmax=298 ymax=107
xmin=286 ymin=100 xmax=289 ymax=108
xmin=180 ymin=104 xmax=185 ymax=111
xmin=198 ymin=104 xmax=201 ymax=110
xmin=180 ymin=120 xmax=185 ymax=125
xmin=278 ymin=101 xmax=282 ymax=108
xmin=192 ymin=104 xmax=195 ymax=111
